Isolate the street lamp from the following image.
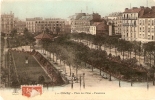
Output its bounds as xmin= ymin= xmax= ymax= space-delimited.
xmin=119 ymin=72 xmax=121 ymax=87
xmin=153 ymin=72 xmax=155 ymax=86
xmin=147 ymin=71 xmax=149 ymax=89
xmin=71 ymin=73 xmax=74 ymax=89
xmin=83 ymin=73 xmax=85 ymax=89
xmin=131 ymin=76 xmax=133 ymax=87
xmin=139 ymin=41 xmax=141 ymax=64
xmin=79 ymin=75 xmax=81 ymax=89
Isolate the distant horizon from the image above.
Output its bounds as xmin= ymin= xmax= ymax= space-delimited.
xmin=1 ymin=0 xmax=155 ymax=21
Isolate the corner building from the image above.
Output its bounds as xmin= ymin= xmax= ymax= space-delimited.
xmin=1 ymin=12 xmax=14 ymax=34
xmin=138 ymin=6 xmax=155 ymax=42
xmin=26 ymin=17 xmax=65 ymax=34
xmin=121 ymin=6 xmax=152 ymax=41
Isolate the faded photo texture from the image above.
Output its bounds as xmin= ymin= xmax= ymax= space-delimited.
xmin=0 ymin=0 xmax=155 ymax=100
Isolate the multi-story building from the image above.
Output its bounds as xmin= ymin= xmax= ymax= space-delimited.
xmin=89 ymin=20 xmax=108 ymax=35
xmin=64 ymin=25 xmax=71 ymax=33
xmin=64 ymin=20 xmax=71 ymax=33
xmin=1 ymin=11 xmax=14 ymax=34
xmin=116 ymin=13 xmax=123 ymax=35
xmin=26 ymin=18 xmax=36 ymax=33
xmin=138 ymin=6 xmax=155 ymax=42
xmin=121 ymin=6 xmax=150 ymax=41
xmin=33 ymin=17 xmax=43 ymax=33
xmin=26 ymin=17 xmax=65 ymax=34
xmin=106 ymin=12 xmax=122 ymax=35
xmin=70 ymin=13 xmax=102 ymax=34
xmin=14 ymin=18 xmax=26 ymax=34
xmin=44 ymin=18 xmax=65 ymax=34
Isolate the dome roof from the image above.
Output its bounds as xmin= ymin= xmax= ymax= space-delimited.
xmin=34 ymin=32 xmax=53 ymax=40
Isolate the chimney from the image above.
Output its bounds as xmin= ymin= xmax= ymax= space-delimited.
xmin=125 ymin=8 xmax=128 ymax=11
xmin=151 ymin=6 xmax=155 ymax=12
xmin=132 ymin=7 xmax=138 ymax=9
xmin=140 ymin=6 xmax=144 ymax=9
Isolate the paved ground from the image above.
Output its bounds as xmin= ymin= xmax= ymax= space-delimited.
xmin=12 ymin=46 xmax=154 ymax=86
xmin=0 ymin=37 xmax=8 ymax=87
xmin=3 ymin=45 xmax=154 ymax=100
xmin=73 ymin=39 xmax=152 ymax=69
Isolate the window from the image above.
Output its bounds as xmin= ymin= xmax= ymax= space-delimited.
xmin=148 ymin=20 xmax=150 ymax=25
xmin=152 ymin=28 xmax=154 ymax=33
xmin=134 ymin=21 xmax=136 ymax=26
xmin=148 ymin=35 xmax=150 ymax=39
xmin=143 ymin=27 xmax=144 ymax=32
xmin=148 ymin=28 xmax=150 ymax=32
xmin=140 ymin=27 xmax=141 ymax=32
xmin=139 ymin=20 xmax=141 ymax=25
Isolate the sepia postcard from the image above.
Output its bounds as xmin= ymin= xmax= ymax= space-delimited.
xmin=0 ymin=0 xmax=155 ymax=100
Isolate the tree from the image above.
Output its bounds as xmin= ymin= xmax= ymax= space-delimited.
xmin=38 ymin=75 xmax=45 ymax=84
xmin=94 ymin=35 xmax=105 ymax=50
xmin=132 ymin=41 xmax=140 ymax=58
xmin=48 ymin=43 xmax=57 ymax=62
xmin=107 ymin=37 xmax=119 ymax=55
xmin=73 ymin=59 xmax=81 ymax=82
xmin=117 ymin=39 xmax=125 ymax=60
xmin=56 ymin=27 xmax=60 ymax=35
xmin=143 ymin=42 xmax=155 ymax=67
xmin=24 ymin=28 xmax=29 ymax=34
xmin=45 ymin=27 xmax=50 ymax=34
xmin=11 ymin=29 xmax=17 ymax=38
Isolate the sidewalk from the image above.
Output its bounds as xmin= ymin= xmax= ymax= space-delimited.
xmin=73 ymin=39 xmax=150 ymax=69
xmin=12 ymin=46 xmax=154 ymax=86
xmin=35 ymin=48 xmax=152 ymax=88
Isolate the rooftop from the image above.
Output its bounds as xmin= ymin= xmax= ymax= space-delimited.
xmin=139 ymin=6 xmax=155 ymax=18
xmin=34 ymin=32 xmax=53 ymax=40
xmin=123 ymin=6 xmax=155 ymax=18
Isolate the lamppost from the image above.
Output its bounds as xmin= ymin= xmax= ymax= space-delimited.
xmin=71 ymin=73 xmax=74 ymax=89
xmin=52 ymin=74 xmax=54 ymax=91
xmin=109 ymin=72 xmax=112 ymax=81
xmin=131 ymin=76 xmax=133 ymax=87
xmin=63 ymin=60 xmax=66 ymax=75
xmin=153 ymin=72 xmax=155 ymax=86
xmin=83 ymin=73 xmax=85 ymax=89
xmin=79 ymin=75 xmax=82 ymax=89
xmin=139 ymin=41 xmax=142 ymax=64
xmin=78 ymin=73 xmax=85 ymax=89
xmin=147 ymin=71 xmax=149 ymax=90
xmin=119 ymin=72 xmax=121 ymax=87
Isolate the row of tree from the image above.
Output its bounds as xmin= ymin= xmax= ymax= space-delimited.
xmin=8 ymin=28 xmax=36 ymax=48
xmin=41 ymin=34 xmax=151 ymax=82
xmin=70 ymin=33 xmax=155 ymax=67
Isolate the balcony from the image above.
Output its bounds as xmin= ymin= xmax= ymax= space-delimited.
xmin=122 ymin=18 xmax=137 ymax=20
xmin=122 ymin=23 xmax=136 ymax=27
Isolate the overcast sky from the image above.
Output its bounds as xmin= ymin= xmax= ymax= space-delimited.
xmin=1 ymin=0 xmax=155 ymax=20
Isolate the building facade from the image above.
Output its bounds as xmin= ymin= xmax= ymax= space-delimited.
xmin=121 ymin=6 xmax=151 ymax=41
xmin=106 ymin=12 xmax=122 ymax=35
xmin=70 ymin=13 xmax=102 ymax=34
xmin=64 ymin=25 xmax=71 ymax=33
xmin=26 ymin=18 xmax=65 ymax=34
xmin=138 ymin=6 xmax=155 ymax=42
xmin=116 ymin=13 xmax=123 ymax=35
xmin=26 ymin=18 xmax=36 ymax=33
xmin=1 ymin=12 xmax=14 ymax=34
xmin=14 ymin=18 xmax=26 ymax=34
xmin=90 ymin=21 xmax=108 ymax=35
